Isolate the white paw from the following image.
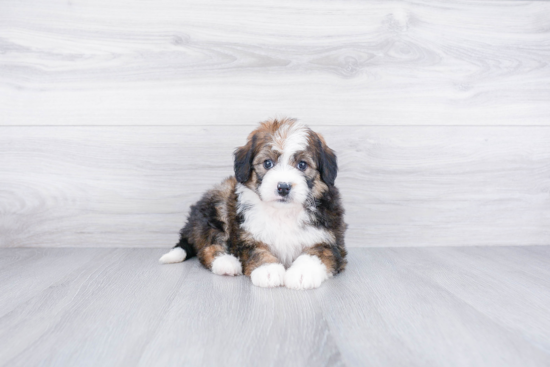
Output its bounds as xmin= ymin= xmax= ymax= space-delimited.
xmin=159 ymin=247 xmax=187 ymax=264
xmin=211 ymin=254 xmax=243 ymax=276
xmin=284 ymin=254 xmax=329 ymax=290
xmin=250 ymin=263 xmax=286 ymax=288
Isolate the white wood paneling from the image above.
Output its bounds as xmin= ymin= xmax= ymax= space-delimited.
xmin=1 ymin=0 xmax=550 ymax=126
xmin=1 ymin=125 xmax=549 ymax=248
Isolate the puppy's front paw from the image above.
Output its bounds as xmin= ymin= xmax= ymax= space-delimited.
xmin=211 ymin=254 xmax=243 ymax=276
xmin=284 ymin=255 xmax=329 ymax=290
xmin=250 ymin=263 xmax=285 ymax=288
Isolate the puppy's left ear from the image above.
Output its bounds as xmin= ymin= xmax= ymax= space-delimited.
xmin=314 ymin=133 xmax=338 ymax=186
xmin=234 ymin=134 xmax=257 ymax=183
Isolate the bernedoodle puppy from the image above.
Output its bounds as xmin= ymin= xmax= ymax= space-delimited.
xmin=159 ymin=118 xmax=347 ymax=290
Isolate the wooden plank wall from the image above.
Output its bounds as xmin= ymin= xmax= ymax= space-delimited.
xmin=1 ymin=0 xmax=549 ymax=248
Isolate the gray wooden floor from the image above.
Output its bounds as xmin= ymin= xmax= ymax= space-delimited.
xmin=1 ymin=246 xmax=549 ymax=367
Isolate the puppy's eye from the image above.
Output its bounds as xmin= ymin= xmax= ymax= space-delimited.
xmin=297 ymin=161 xmax=307 ymax=171
xmin=263 ymin=159 xmax=274 ymax=170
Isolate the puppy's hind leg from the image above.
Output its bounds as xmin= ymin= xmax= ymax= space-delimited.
xmin=159 ymin=236 xmax=196 ymax=264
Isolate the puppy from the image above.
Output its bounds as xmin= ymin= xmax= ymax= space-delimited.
xmin=159 ymin=118 xmax=347 ymax=289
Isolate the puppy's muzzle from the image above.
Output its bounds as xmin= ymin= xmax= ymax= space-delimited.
xmin=277 ymin=182 xmax=291 ymax=197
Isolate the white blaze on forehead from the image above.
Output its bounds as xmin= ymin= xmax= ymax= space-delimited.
xmin=272 ymin=121 xmax=309 ymax=164
xmin=259 ymin=120 xmax=311 ymax=204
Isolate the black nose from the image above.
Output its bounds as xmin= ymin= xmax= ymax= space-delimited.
xmin=277 ymin=182 xmax=291 ymax=197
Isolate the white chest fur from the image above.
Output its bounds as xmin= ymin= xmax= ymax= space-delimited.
xmin=236 ymin=185 xmax=333 ymax=267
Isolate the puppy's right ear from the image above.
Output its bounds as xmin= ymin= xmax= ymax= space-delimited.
xmin=234 ymin=134 xmax=257 ymax=183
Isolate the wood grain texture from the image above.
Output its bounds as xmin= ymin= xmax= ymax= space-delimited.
xmin=386 ymin=247 xmax=550 ymax=353
xmin=137 ymin=257 xmax=342 ymax=367
xmin=1 ymin=247 xmax=550 ymax=366
xmin=1 ymin=125 xmax=549 ymax=248
xmin=316 ymin=247 xmax=550 ymax=366
xmin=1 ymin=0 xmax=550 ymax=126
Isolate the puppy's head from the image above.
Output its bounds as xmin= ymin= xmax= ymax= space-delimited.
xmin=234 ymin=118 xmax=337 ymax=205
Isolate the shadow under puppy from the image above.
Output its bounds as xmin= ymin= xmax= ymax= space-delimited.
xmin=160 ymin=118 xmax=347 ymax=289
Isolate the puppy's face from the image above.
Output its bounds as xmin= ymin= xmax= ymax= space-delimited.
xmin=234 ymin=119 xmax=337 ymax=206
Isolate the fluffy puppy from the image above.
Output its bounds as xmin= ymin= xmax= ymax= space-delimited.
xmin=159 ymin=118 xmax=347 ymax=290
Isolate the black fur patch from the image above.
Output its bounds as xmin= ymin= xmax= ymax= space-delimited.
xmin=315 ymin=136 xmax=338 ymax=186
xmin=175 ymin=228 xmax=197 ymax=259
xmin=234 ymin=134 xmax=257 ymax=183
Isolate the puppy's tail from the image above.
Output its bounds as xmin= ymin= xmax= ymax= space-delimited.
xmin=159 ymin=236 xmax=197 ymax=264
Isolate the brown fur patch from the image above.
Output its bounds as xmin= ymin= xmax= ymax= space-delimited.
xmin=198 ymin=244 xmax=226 ymax=269
xmin=255 ymin=117 xmax=298 ymax=138
xmin=311 ymin=175 xmax=329 ymax=199
xmin=245 ymin=117 xmax=300 ymax=155
xmin=305 ymin=244 xmax=347 ymax=275
xmin=239 ymin=243 xmax=280 ymax=276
